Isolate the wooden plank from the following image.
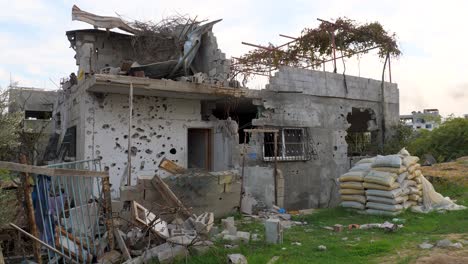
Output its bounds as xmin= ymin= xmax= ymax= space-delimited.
xmin=0 ymin=161 xmax=109 ymax=178
xmin=150 ymin=175 xmax=192 ymax=218
xmin=158 ymin=158 xmax=187 ymax=174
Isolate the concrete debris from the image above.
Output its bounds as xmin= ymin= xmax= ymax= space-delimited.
xmin=114 ymin=229 xmax=131 ymax=260
xmin=98 ymin=250 xmax=122 ymax=264
xmin=227 ymin=253 xmax=248 ymax=264
xmin=333 ymin=224 xmax=343 ymax=232
xmin=418 ymin=242 xmax=433 ymax=249
xmin=195 ymin=212 xmax=214 ymax=234
xmin=435 ymin=239 xmax=464 ymax=249
xmin=318 ymin=245 xmax=327 ymax=251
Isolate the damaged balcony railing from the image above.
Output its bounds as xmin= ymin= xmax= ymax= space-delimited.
xmin=0 ymin=159 xmax=114 ymax=264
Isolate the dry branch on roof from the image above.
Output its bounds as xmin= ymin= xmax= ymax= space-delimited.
xmin=232 ymin=17 xmax=401 ymax=81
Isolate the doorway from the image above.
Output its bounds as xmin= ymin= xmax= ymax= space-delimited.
xmin=187 ymin=128 xmax=212 ymax=170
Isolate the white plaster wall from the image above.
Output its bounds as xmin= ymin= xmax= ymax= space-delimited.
xmin=83 ymin=92 xmax=222 ymax=197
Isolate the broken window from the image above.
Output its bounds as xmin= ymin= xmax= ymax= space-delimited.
xmin=263 ymin=128 xmax=309 ymax=161
xmin=25 ymin=110 xmax=52 ymax=120
xmin=346 ymin=108 xmax=378 ymax=156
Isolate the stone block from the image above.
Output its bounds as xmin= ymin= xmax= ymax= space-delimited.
xmin=137 ymin=175 xmax=154 ymax=189
xmin=265 ymin=218 xmax=282 ymax=244
xmin=119 ymin=186 xmax=143 ymax=202
xmin=236 ymin=231 xmax=250 ymax=243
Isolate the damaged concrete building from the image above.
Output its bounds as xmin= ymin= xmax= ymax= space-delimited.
xmin=49 ymin=7 xmax=399 ymax=212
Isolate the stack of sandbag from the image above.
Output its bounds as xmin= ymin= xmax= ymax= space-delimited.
xmin=401 ymin=153 xmax=423 ymax=206
xmin=338 ymin=158 xmax=374 ymax=211
xmin=363 ymin=154 xmax=412 ymax=216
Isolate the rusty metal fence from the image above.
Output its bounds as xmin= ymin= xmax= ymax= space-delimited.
xmin=0 ymin=159 xmax=114 ymax=264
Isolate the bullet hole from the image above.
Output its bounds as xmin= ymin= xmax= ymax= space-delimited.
xmin=111 ymin=163 xmax=116 ymax=167
xmin=334 ymin=146 xmax=338 ymax=151
xmin=162 ymin=104 xmax=167 ymax=111
xmin=149 ymin=106 xmax=154 ymax=111
xmin=156 ymin=135 xmax=162 ymax=138
xmin=132 ymin=133 xmax=140 ymax=138
xmin=96 ymin=145 xmax=100 ymax=148
xmin=117 ymin=167 xmax=121 ymax=170
xmin=96 ymin=150 xmax=101 ymax=155
xmin=162 ymin=144 xmax=166 ymax=148
xmin=140 ymin=161 xmax=145 ymax=170
xmin=132 ymin=125 xmax=136 ymax=128
xmin=170 ymin=148 xmax=177 ymax=154
xmin=145 ymin=149 xmax=153 ymax=154
xmin=124 ymin=135 xmax=128 ymax=139
xmin=167 ymin=137 xmax=171 ymax=140
xmin=136 ymin=128 xmax=144 ymax=132
xmin=86 ymin=131 xmax=92 ymax=135
xmin=111 ymin=128 xmax=115 ymax=131
xmin=104 ymin=166 xmax=109 ymax=171
xmin=97 ymin=156 xmax=103 ymax=160
xmin=115 ymin=137 xmax=119 ymax=141
xmin=102 ymin=124 xmax=110 ymax=129
xmin=139 ymin=136 xmax=148 ymax=140
xmin=130 ymin=146 xmax=138 ymax=156
xmin=156 ymin=151 xmax=165 ymax=158
xmin=137 ymin=113 xmax=141 ymax=117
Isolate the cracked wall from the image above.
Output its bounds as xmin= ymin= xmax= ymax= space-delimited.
xmin=245 ymin=66 xmax=399 ymax=209
xmin=79 ymin=92 xmax=238 ymax=197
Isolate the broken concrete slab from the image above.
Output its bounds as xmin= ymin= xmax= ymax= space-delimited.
xmin=236 ymin=231 xmax=251 ymax=243
xmin=419 ymin=242 xmax=434 ymax=249
xmin=227 ymin=253 xmax=248 ymax=264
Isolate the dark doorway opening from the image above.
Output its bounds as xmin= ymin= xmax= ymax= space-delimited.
xmin=187 ymin=128 xmax=212 ymax=170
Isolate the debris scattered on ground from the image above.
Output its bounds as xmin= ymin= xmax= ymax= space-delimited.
xmin=227 ymin=253 xmax=248 ymax=264
xmin=318 ymin=245 xmax=327 ymax=251
xmin=418 ymin=242 xmax=434 ymax=249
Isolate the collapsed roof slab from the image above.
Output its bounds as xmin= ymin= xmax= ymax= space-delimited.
xmin=85 ymin=74 xmax=255 ymax=100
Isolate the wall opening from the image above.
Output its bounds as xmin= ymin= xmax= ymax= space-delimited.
xmin=25 ymin=110 xmax=52 ymax=120
xmin=187 ymin=128 xmax=212 ymax=170
xmin=210 ymin=98 xmax=257 ymax=144
xmin=346 ymin=108 xmax=378 ymax=156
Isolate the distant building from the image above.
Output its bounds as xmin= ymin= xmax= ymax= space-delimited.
xmin=7 ymin=87 xmax=58 ymax=163
xmin=464 ymin=114 xmax=468 ymax=119
xmin=400 ymin=109 xmax=441 ymax=131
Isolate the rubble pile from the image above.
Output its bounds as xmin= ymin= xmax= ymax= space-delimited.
xmin=339 ymin=148 xmax=466 ymax=215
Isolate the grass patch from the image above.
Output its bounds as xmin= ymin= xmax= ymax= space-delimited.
xmin=174 ymin=181 xmax=468 ymax=264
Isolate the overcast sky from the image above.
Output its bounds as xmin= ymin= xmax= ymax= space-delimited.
xmin=0 ymin=0 xmax=467 ymax=116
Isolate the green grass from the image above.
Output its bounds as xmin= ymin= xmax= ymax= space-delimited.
xmin=175 ymin=181 xmax=468 ymax=264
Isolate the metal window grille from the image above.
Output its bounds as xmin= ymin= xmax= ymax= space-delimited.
xmin=263 ymin=128 xmax=310 ymax=161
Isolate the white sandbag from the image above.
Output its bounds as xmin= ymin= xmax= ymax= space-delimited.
xmin=409 ymin=186 xmax=422 ymax=195
xmin=409 ymin=194 xmax=420 ymax=201
xmin=402 ymin=156 xmax=419 ymax=167
xmin=398 ymin=148 xmax=410 ymax=156
xmin=366 ymin=202 xmax=403 ymax=212
xmin=402 ymin=201 xmax=413 ymax=209
xmin=356 ymin=157 xmax=375 ymax=165
xmin=340 ymin=195 xmax=366 ymax=204
xmin=371 ymin=155 xmax=402 ymax=168
xmin=397 ymin=172 xmax=408 ymax=184
xmin=339 ymin=171 xmax=367 ymax=182
xmin=340 ymin=181 xmax=364 ymax=190
xmin=349 ymin=163 xmax=372 ymax=172
xmin=405 ymin=180 xmax=417 ymax=187
xmin=364 ymin=171 xmax=397 ymax=187
xmin=341 ymin=201 xmax=365 ymax=210
xmin=407 ymin=164 xmax=421 ymax=174
xmin=373 ymin=166 xmax=407 ymax=174
xmin=366 ymin=195 xmax=408 ymax=205
xmin=363 ymin=182 xmax=400 ymax=191
xmin=414 ymin=176 xmax=422 ymax=184
xmin=366 ymin=187 xmax=409 ymax=199
xmin=365 ymin=209 xmax=401 ymax=216
xmin=339 ymin=189 xmax=365 ymax=195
